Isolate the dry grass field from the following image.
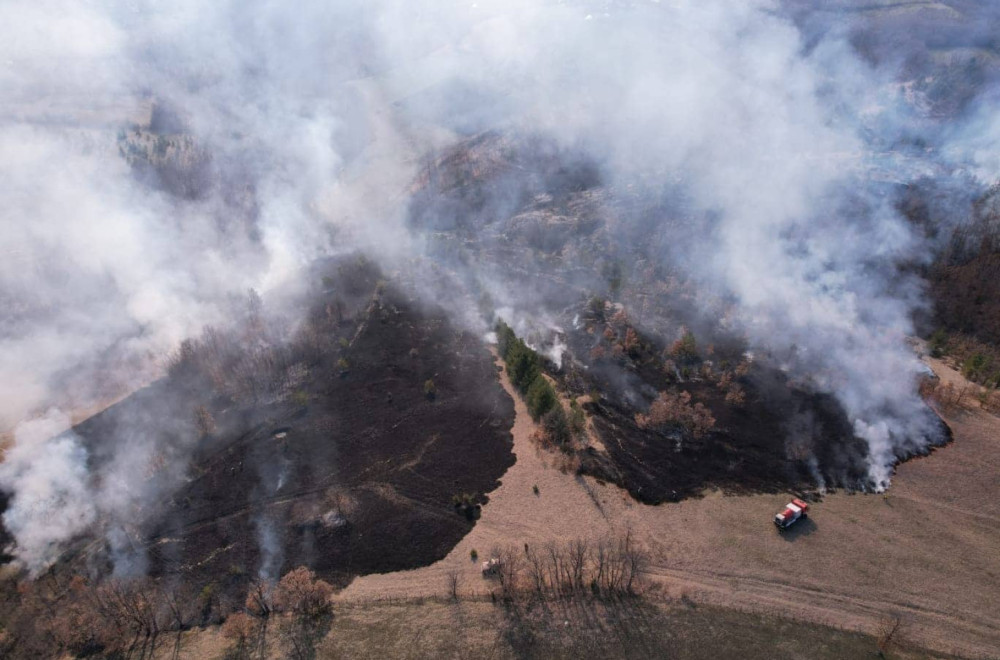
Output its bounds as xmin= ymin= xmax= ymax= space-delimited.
xmin=341 ymin=354 xmax=1000 ymax=659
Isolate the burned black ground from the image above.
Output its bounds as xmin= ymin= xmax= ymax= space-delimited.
xmin=1 ymin=260 xmax=515 ymax=610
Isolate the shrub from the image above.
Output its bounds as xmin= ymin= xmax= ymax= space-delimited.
xmin=291 ymin=390 xmax=310 ymax=408
xmin=623 ymin=327 xmax=641 ymax=357
xmin=962 ymin=352 xmax=992 ymax=382
xmin=508 ymin=342 xmax=541 ymax=392
xmin=526 ymin=376 xmax=557 ymax=420
xmin=424 ymin=379 xmax=437 ymax=399
xmin=724 ymin=384 xmax=746 ymax=407
xmin=272 ymin=567 xmax=334 ymax=617
xmin=587 ymin=296 xmax=606 ymax=318
xmin=470 ymin=549 xmax=478 ymax=561
xmin=637 ymin=389 xmax=716 ymax=439
xmin=495 ymin=319 xmax=517 ymax=358
xmin=221 ymin=612 xmax=259 ymax=660
xmin=496 ymin=319 xmax=544 ymax=392
xmin=569 ymin=400 xmax=586 ymax=436
xmin=541 ymin=407 xmax=571 ymax=446
xmin=669 ymin=330 xmax=699 ymax=364
xmin=928 ymin=329 xmax=949 ymax=357
xmin=337 ymin=357 xmax=349 ymax=371
xmin=194 ymin=405 xmax=217 ymax=437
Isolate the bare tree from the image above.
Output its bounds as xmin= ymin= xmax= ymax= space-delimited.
xmin=88 ymin=579 xmax=163 ymax=657
xmin=194 ymin=405 xmax=217 ymax=437
xmin=876 ymin=614 xmax=903 ymax=658
xmin=525 ymin=547 xmax=547 ymax=595
xmin=162 ymin=584 xmax=192 ymax=660
xmin=620 ymin=529 xmax=648 ymax=594
xmin=446 ymin=569 xmax=461 ymax=601
xmin=567 ymin=539 xmax=589 ymax=593
xmin=222 ymin=612 xmax=260 ymax=660
xmin=244 ymin=579 xmax=273 ymax=659
xmin=272 ymin=567 xmax=335 ymax=660
xmin=492 ymin=546 xmax=524 ymax=603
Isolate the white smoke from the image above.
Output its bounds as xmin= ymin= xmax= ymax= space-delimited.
xmin=0 ymin=410 xmax=96 ymax=573
xmin=0 ymin=0 xmax=995 ymax=569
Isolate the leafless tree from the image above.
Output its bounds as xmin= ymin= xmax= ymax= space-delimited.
xmin=876 ymin=613 xmax=902 ymax=658
xmin=446 ymin=569 xmax=461 ymax=601
xmin=567 ymin=539 xmax=589 ymax=593
xmin=162 ymin=584 xmax=192 ymax=660
xmin=222 ymin=612 xmax=260 ymax=660
xmin=271 ymin=567 xmax=335 ymax=660
xmin=525 ymin=547 xmax=547 ymax=595
xmin=194 ymin=405 xmax=217 ymax=437
xmin=492 ymin=546 xmax=524 ymax=602
xmin=620 ymin=528 xmax=648 ymax=594
xmin=244 ymin=579 xmax=273 ymax=660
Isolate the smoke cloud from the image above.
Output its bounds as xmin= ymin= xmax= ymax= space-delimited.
xmin=0 ymin=410 xmax=96 ymax=573
xmin=0 ymin=0 xmax=997 ymax=570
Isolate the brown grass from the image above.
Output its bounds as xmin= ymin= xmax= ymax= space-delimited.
xmin=341 ymin=353 xmax=1000 ymax=659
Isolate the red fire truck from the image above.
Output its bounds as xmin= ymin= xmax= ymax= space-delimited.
xmin=774 ymin=498 xmax=809 ymax=530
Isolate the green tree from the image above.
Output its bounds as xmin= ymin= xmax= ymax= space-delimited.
xmin=526 ymin=376 xmax=557 ymax=420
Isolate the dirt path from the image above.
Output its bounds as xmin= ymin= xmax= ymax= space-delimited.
xmin=339 ymin=354 xmax=1000 ymax=659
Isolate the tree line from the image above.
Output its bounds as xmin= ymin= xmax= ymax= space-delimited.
xmin=496 ymin=320 xmax=574 ymax=446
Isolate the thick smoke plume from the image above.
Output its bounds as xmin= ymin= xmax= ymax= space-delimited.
xmin=1 ymin=0 xmax=997 ymax=571
xmin=0 ymin=410 xmax=95 ymax=573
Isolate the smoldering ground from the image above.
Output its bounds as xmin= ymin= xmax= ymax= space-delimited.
xmin=0 ymin=0 xmax=998 ymax=574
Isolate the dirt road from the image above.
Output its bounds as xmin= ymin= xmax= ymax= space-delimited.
xmin=340 ymin=355 xmax=1000 ymax=659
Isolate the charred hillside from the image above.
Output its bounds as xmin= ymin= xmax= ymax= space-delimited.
xmin=2 ymin=258 xmax=514 ymax=610
xmin=411 ymin=134 xmax=951 ymax=500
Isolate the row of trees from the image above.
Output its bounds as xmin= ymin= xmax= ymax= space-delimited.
xmin=929 ymin=330 xmax=1000 ymax=388
xmin=496 ymin=320 xmax=573 ymax=446
xmin=483 ymin=532 xmax=649 ymax=604
xmin=5 ymin=573 xmax=197 ymax=658
xmin=0 ymin=564 xmax=336 ymax=659
xmin=920 ymin=377 xmax=1000 ymax=415
xmin=222 ymin=567 xmax=335 ymax=660
xmin=167 ymin=289 xmax=307 ymax=407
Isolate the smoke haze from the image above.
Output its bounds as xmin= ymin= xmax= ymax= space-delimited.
xmin=1 ymin=0 xmax=997 ymax=572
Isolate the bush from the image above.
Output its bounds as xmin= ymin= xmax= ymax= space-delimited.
xmin=291 ymin=390 xmax=310 ymax=408
xmin=496 ymin=319 xmax=517 ymax=357
xmin=928 ymin=329 xmax=949 ymax=358
xmin=541 ymin=407 xmax=571 ymax=446
xmin=424 ymin=379 xmax=437 ymax=399
xmin=637 ymin=389 xmax=716 ymax=439
xmin=526 ymin=376 xmax=557 ymax=420
xmin=195 ymin=405 xmax=216 ymax=437
xmin=569 ymin=400 xmax=586 ymax=436
xmin=962 ymin=352 xmax=992 ymax=382
xmin=272 ymin=566 xmax=334 ymax=617
xmin=669 ymin=330 xmax=699 ymax=364
xmin=587 ymin=296 xmax=606 ymax=319
xmin=496 ymin=319 xmax=543 ymax=392
xmin=508 ymin=342 xmax=541 ymax=392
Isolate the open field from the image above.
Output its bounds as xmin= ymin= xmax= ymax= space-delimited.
xmin=157 ymin=597 xmax=936 ymax=660
xmin=341 ymin=354 xmax=1000 ymax=659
